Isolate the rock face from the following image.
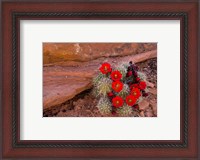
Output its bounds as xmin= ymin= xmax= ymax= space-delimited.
xmin=43 ymin=43 xmax=156 ymax=64
xmin=139 ymin=100 xmax=150 ymax=111
xmin=43 ymin=75 xmax=92 ymax=110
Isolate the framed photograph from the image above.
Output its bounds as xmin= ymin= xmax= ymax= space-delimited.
xmin=1 ymin=0 xmax=199 ymax=159
xmin=43 ymin=42 xmax=157 ymax=117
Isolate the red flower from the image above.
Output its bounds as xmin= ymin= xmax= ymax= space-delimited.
xmin=126 ymin=95 xmax=137 ymax=106
xmin=130 ymin=83 xmax=139 ymax=90
xmin=136 ymin=77 xmax=140 ymax=82
xmin=107 ymin=92 xmax=114 ymax=97
xmin=139 ymin=81 xmax=146 ymax=90
xmin=112 ymin=96 xmax=124 ymax=108
xmin=126 ymin=71 xmax=132 ymax=77
xmin=131 ymin=87 xmax=141 ymax=99
xmin=99 ymin=63 xmax=112 ymax=74
xmin=112 ymin=81 xmax=123 ymax=92
xmin=110 ymin=70 xmax=122 ymax=81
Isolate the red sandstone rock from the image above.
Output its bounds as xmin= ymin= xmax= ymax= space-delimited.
xmin=138 ymin=100 xmax=150 ymax=111
xmin=43 ymin=75 xmax=92 ymax=109
xmin=148 ymin=88 xmax=157 ymax=95
xmin=43 ymin=43 xmax=141 ymax=64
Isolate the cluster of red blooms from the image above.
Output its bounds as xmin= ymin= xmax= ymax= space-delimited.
xmin=99 ymin=61 xmax=148 ymax=113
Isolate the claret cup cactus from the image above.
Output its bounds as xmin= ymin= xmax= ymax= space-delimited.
xmin=93 ymin=61 xmax=148 ymax=117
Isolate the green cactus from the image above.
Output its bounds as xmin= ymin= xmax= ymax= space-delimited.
xmin=96 ymin=77 xmax=112 ymax=97
xmin=117 ymin=84 xmax=130 ymax=99
xmin=93 ymin=72 xmax=106 ymax=86
xmin=97 ymin=97 xmax=112 ymax=115
xmin=93 ymin=62 xmax=147 ymax=117
xmin=116 ymin=104 xmax=133 ymax=117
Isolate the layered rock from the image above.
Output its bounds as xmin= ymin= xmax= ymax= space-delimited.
xmin=43 ymin=75 xmax=92 ymax=110
xmin=43 ymin=43 xmax=156 ymax=64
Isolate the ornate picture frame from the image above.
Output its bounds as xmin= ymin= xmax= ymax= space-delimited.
xmin=1 ymin=0 xmax=199 ymax=159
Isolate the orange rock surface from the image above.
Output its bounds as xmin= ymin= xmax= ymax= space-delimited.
xmin=43 ymin=43 xmax=156 ymax=64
